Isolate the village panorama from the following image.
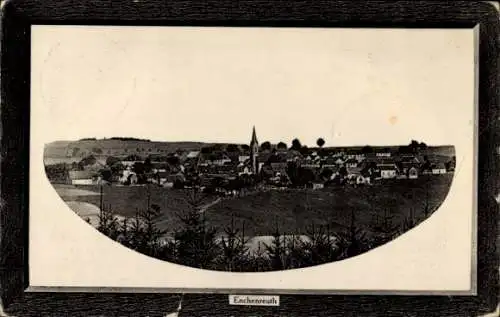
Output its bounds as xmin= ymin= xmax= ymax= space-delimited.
xmin=44 ymin=127 xmax=456 ymax=272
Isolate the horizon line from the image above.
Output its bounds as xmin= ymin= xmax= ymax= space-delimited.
xmin=46 ymin=138 xmax=454 ymax=148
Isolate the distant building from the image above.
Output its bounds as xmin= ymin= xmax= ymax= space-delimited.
xmin=186 ymin=151 xmax=200 ymax=159
xmin=356 ymin=175 xmax=371 ymax=185
xmin=311 ymin=182 xmax=324 ymax=190
xmin=345 ymin=158 xmax=358 ymax=168
xmin=432 ymin=163 xmax=447 ymax=175
xmin=250 ymin=126 xmax=259 ymax=174
xmin=408 ymin=166 xmax=419 ymax=179
xmin=238 ymin=155 xmax=250 ymax=163
xmin=380 ymin=165 xmax=397 ymax=179
xmin=121 ymin=160 xmax=142 ymax=167
xmin=119 ymin=169 xmax=138 ymax=184
xmin=151 ymin=162 xmax=168 ymax=173
xmin=355 ymin=153 xmax=366 ymax=162
xmin=150 ymin=171 xmax=169 ymax=185
xmin=68 ymin=170 xmax=96 ymax=185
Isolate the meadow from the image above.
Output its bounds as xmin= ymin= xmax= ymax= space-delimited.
xmin=55 ymin=173 xmax=454 ymax=237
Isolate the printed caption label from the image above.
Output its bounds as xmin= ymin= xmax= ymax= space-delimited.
xmin=229 ymin=295 xmax=280 ymax=306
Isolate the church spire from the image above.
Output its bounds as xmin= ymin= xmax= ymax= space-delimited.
xmin=249 ymin=126 xmax=259 ymax=174
xmin=250 ymin=125 xmax=258 ymax=146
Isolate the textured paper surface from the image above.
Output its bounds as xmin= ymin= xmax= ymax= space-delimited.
xmin=29 ymin=25 xmax=477 ymax=293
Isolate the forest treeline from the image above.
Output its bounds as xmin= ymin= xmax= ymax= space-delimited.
xmin=94 ymin=187 xmax=426 ymax=272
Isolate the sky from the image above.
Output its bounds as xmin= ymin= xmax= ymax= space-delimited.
xmin=31 ymin=26 xmax=476 ymax=147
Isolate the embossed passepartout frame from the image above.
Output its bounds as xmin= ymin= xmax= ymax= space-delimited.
xmin=1 ymin=1 xmax=498 ymax=316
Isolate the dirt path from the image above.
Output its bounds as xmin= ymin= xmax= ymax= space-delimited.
xmin=198 ymin=197 xmax=222 ymax=213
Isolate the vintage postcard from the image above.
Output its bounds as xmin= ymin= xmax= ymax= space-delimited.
xmin=28 ymin=25 xmax=476 ymax=294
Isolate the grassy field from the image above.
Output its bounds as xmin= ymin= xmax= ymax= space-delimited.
xmin=55 ymin=184 xmax=218 ymax=231
xmin=54 ymin=173 xmax=454 ymax=236
xmin=204 ymin=174 xmax=454 ymax=236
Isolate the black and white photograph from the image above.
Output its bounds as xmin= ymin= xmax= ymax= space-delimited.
xmin=2 ymin=1 xmax=499 ymax=316
xmin=43 ymin=123 xmax=456 ymax=272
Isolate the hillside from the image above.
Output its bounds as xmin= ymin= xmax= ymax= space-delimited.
xmin=44 ymin=139 xmax=217 ymax=159
xmin=44 ymin=138 xmax=455 ymax=161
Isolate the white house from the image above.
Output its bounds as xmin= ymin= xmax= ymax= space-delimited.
xmin=432 ymin=163 xmax=447 ymax=174
xmin=238 ymin=166 xmax=252 ymax=176
xmin=408 ymin=166 xmax=419 ymax=179
xmin=345 ymin=159 xmax=358 ymax=168
xmin=119 ymin=170 xmax=138 ymax=184
xmin=186 ymin=151 xmax=200 ymax=159
xmin=68 ymin=170 xmax=96 ymax=185
xmin=380 ymin=166 xmax=397 ymax=179
xmin=238 ymin=155 xmax=250 ymax=163
xmin=312 ymin=182 xmax=324 ymax=190
xmin=355 ymin=154 xmax=366 ymax=162
xmin=356 ymin=175 xmax=371 ymax=185
xmin=376 ymin=152 xmax=391 ymax=157
xmin=121 ymin=160 xmax=142 ymax=167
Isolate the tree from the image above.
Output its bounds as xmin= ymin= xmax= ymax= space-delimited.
xmin=166 ymin=155 xmax=180 ymax=166
xmin=316 ymin=138 xmax=325 ymax=148
xmin=361 ymin=145 xmax=373 ymax=154
xmin=291 ymin=138 xmax=302 ymax=151
xmin=138 ymin=200 xmax=167 ymax=257
xmin=226 ymin=144 xmax=240 ymax=153
xmin=301 ymin=223 xmax=338 ymax=266
xmin=334 ymin=209 xmax=371 ymax=259
xmin=241 ymin=144 xmax=250 ymax=152
xmin=218 ymin=214 xmax=249 ymax=272
xmin=124 ymin=154 xmax=142 ymax=161
xmin=129 ymin=212 xmax=145 ymax=250
xmin=132 ymin=162 xmax=145 ymax=175
xmin=106 ymin=156 xmax=121 ymax=167
xmin=264 ymin=221 xmax=287 ymax=271
xmin=174 ymin=188 xmax=221 ymax=269
xmin=97 ymin=204 xmax=120 ymax=241
xmin=71 ymin=147 xmax=80 ymax=156
xmin=320 ymin=168 xmax=334 ymax=180
xmin=79 ymin=155 xmax=97 ymax=166
xmin=277 ymin=142 xmax=287 ymax=150
xmin=118 ymin=217 xmax=131 ymax=247
xmin=144 ymin=157 xmax=153 ymax=173
xmin=99 ymin=169 xmax=113 ymax=182
xmin=370 ymin=205 xmax=399 ymax=247
xmin=299 ymin=145 xmax=309 ymax=156
xmin=260 ymin=141 xmax=272 ymax=151
xmin=110 ymin=162 xmax=125 ymax=175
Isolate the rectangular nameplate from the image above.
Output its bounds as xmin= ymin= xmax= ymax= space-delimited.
xmin=229 ymin=295 xmax=280 ymax=306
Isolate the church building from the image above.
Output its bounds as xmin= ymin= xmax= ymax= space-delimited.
xmin=250 ymin=126 xmax=259 ymax=174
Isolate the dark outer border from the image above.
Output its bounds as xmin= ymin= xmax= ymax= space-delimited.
xmin=1 ymin=1 xmax=499 ymax=316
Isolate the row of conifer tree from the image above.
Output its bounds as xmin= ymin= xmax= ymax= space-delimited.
xmin=92 ymin=187 xmax=430 ymax=272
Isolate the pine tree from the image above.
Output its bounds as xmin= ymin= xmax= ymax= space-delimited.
xmin=264 ymin=221 xmax=287 ymax=271
xmin=139 ymin=203 xmax=167 ymax=257
xmin=174 ymin=187 xmax=220 ymax=269
xmin=334 ymin=209 xmax=371 ymax=259
xmin=301 ymin=223 xmax=338 ymax=266
xmin=129 ymin=211 xmax=144 ymax=251
xmin=219 ymin=215 xmax=249 ymax=272
xmin=97 ymin=204 xmax=119 ymax=241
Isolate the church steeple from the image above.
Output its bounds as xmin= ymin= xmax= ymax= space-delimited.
xmin=250 ymin=126 xmax=258 ymax=148
xmin=249 ymin=126 xmax=259 ymax=174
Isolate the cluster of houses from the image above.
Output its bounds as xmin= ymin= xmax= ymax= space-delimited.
xmin=64 ymin=128 xmax=455 ymax=192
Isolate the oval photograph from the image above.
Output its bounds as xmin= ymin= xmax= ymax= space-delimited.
xmin=36 ymin=26 xmax=469 ymax=274
xmin=44 ymin=134 xmax=456 ymax=272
